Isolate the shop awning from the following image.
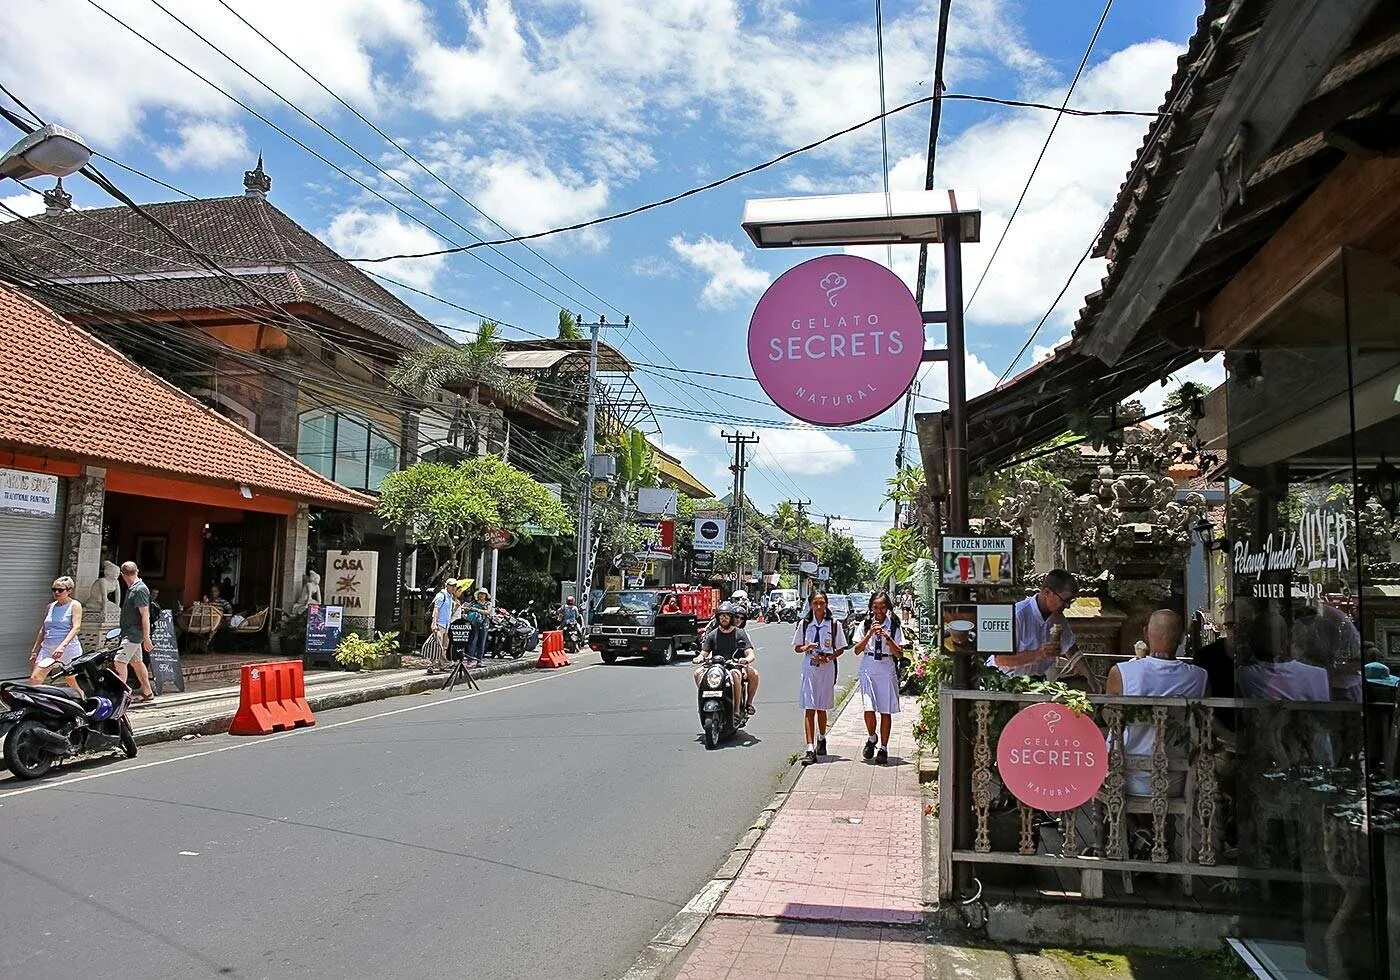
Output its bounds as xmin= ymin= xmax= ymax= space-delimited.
xmin=922 ymin=0 xmax=1400 ymax=475
xmin=0 ymin=284 xmax=374 ymax=511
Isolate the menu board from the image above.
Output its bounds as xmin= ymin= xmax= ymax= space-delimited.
xmin=448 ymin=621 xmax=473 ymax=660
xmin=149 ymin=609 xmax=185 ymax=695
xmin=941 ymin=536 xmax=1014 ymax=586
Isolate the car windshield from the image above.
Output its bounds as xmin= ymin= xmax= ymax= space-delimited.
xmin=602 ymin=591 xmax=658 ymax=613
xmin=826 ymin=596 xmax=851 ymax=617
xmin=847 ymin=594 xmax=871 ymax=614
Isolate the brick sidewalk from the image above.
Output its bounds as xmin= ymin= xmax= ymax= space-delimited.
xmin=675 ymin=693 xmax=925 ymax=979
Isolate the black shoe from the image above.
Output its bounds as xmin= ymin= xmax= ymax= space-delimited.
xmin=816 ymin=737 xmax=827 ymax=757
xmin=801 ymin=750 xmax=818 ymax=766
xmin=862 ymin=740 xmax=876 ymax=760
xmin=875 ymin=747 xmax=888 ymax=765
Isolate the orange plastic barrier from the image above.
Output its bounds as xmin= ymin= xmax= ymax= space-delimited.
xmin=229 ymin=661 xmax=316 ymax=735
xmin=535 ymin=629 xmax=569 ymax=669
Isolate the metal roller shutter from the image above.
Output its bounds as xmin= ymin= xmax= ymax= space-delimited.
xmin=0 ymin=480 xmax=66 ymax=679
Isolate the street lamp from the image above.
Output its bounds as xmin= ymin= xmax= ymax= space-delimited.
xmin=741 ymin=189 xmax=980 ymax=248
xmin=0 ymin=124 xmax=92 ymax=181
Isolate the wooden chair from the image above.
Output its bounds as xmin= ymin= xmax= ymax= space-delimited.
xmin=177 ymin=602 xmax=223 ymax=653
xmin=229 ymin=607 xmax=270 ymax=651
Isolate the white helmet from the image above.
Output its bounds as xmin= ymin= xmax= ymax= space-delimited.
xmin=730 ymin=591 xmax=747 ymax=600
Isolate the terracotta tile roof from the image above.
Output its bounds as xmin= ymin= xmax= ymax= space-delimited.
xmin=0 ymin=195 xmax=444 ymax=349
xmin=0 ymin=284 xmax=373 ymax=510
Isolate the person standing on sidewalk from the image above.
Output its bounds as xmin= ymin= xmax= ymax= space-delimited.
xmin=425 ymin=577 xmax=457 ymax=675
xmin=852 ymin=590 xmax=904 ymax=764
xmin=115 ymin=561 xmax=156 ymax=703
xmin=464 ymin=586 xmax=492 ymax=667
xmin=794 ymin=590 xmax=846 ymax=765
xmin=28 ymin=576 xmax=84 ymax=691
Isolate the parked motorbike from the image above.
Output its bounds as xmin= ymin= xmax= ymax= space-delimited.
xmin=0 ymin=628 xmax=137 ymax=780
xmin=696 ymin=654 xmax=748 ymax=750
xmin=485 ymin=604 xmax=539 ymax=659
xmin=775 ymin=604 xmax=799 ymax=624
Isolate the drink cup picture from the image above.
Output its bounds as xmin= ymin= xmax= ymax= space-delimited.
xmin=945 ymin=619 xmax=976 ymax=651
xmin=958 ymin=555 xmax=971 ymax=581
xmin=987 ymin=553 xmax=1002 ymax=580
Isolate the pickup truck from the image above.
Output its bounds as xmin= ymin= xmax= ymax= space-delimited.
xmin=588 ymin=589 xmax=700 ymax=665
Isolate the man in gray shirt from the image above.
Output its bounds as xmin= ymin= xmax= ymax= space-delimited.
xmin=988 ymin=569 xmax=1078 ymax=678
xmin=116 ymin=561 xmax=156 ymax=702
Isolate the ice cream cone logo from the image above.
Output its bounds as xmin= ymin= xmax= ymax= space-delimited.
xmin=1044 ymin=707 xmax=1063 ymax=734
xmin=819 ymin=272 xmax=848 ymax=307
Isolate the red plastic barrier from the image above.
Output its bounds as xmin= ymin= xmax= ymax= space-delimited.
xmin=535 ymin=629 xmax=569 ymax=669
xmin=229 ymin=661 xmax=315 ymax=735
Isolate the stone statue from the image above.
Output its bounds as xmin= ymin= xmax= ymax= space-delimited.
xmin=80 ymin=561 xmax=122 ymax=647
xmin=293 ymin=570 xmax=322 ymax=614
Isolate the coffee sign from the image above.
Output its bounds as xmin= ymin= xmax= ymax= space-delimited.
xmin=325 ymin=550 xmax=378 ymax=618
xmin=748 ymin=254 xmax=923 ymax=426
xmin=940 ymin=602 xmax=1014 ymax=654
xmin=997 ymin=702 xmax=1108 ymax=810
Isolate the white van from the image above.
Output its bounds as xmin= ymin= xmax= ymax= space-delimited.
xmin=769 ymin=588 xmax=798 ymax=609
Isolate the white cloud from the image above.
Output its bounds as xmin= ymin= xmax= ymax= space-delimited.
xmin=0 ymin=191 xmax=48 ymax=222
xmin=0 ymin=0 xmax=428 ymax=147
xmin=460 ymin=152 xmax=609 ymax=244
xmin=631 ymin=255 xmax=678 ymax=278
xmin=669 ymin=234 xmax=771 ymax=309
xmin=1032 ymin=333 xmax=1072 ymax=365
xmin=754 ymin=426 xmax=856 ymax=475
xmin=154 ymin=120 xmax=249 ymax=171
xmin=322 ymin=207 xmax=445 ymax=291
xmin=915 ymin=349 xmax=1001 ymax=403
xmin=659 ymin=441 xmax=698 ymax=462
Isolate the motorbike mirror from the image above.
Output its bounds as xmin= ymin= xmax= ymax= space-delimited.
xmin=104 ymin=627 xmax=121 ymax=640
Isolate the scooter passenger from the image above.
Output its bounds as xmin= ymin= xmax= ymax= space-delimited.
xmin=693 ymin=602 xmax=759 ymax=718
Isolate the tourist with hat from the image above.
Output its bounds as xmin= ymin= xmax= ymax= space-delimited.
xmin=425 ymin=575 xmax=458 ymax=674
xmin=463 ymin=586 xmax=493 ymax=667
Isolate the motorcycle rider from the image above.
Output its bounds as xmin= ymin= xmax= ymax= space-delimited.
xmin=694 ymin=602 xmax=759 ymax=719
xmin=557 ymin=595 xmax=582 ymax=651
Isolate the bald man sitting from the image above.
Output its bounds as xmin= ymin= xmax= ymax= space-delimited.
xmin=1106 ymin=610 xmax=1209 ymax=797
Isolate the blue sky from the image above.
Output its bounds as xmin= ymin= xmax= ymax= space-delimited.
xmin=1 ymin=0 xmax=1215 ymax=556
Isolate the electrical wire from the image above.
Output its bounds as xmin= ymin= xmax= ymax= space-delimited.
xmin=965 ymin=0 xmax=1114 ymax=315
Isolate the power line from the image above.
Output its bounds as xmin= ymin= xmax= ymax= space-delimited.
xmin=965 ymin=0 xmax=1114 ymax=315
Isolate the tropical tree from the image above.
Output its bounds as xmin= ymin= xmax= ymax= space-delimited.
xmin=878 ymin=526 xmax=932 ymax=587
xmin=611 ymin=429 xmax=658 ymax=488
xmin=391 ymin=320 xmax=538 ymax=408
xmin=377 ymin=456 xmax=573 ymax=583
xmin=822 ymin=533 xmax=866 ymax=592
xmin=557 ymin=308 xmax=583 ymax=341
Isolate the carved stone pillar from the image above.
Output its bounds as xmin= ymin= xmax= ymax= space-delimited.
xmin=62 ymin=466 xmax=105 ymax=584
xmin=279 ymin=503 xmax=310 ymax=612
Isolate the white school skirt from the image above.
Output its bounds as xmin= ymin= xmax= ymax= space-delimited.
xmin=799 ymin=654 xmax=836 ymax=710
xmin=858 ymin=655 xmax=901 ymax=714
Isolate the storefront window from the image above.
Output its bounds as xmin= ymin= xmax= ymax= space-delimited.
xmin=297 ymin=409 xmax=399 ymax=492
xmin=1224 ymin=251 xmax=1394 ymax=976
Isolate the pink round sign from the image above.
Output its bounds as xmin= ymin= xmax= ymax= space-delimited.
xmin=996 ymin=702 xmax=1107 ymax=811
xmin=748 ymin=254 xmax=924 ymax=426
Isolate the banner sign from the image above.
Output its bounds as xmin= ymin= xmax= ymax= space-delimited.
xmin=693 ymin=517 xmax=726 ymax=552
xmin=305 ymin=603 xmax=344 ymax=655
xmin=149 ymin=609 xmax=184 ymax=695
xmin=637 ymin=519 xmax=674 ymax=560
xmin=997 ymin=703 xmax=1108 ymax=810
xmin=325 ymin=551 xmax=378 ymax=618
xmin=941 ymin=536 xmax=1013 ymax=586
xmin=637 ymin=488 xmax=679 ymax=516
xmin=939 ymin=603 xmax=1014 ymax=654
xmin=0 ymin=467 xmax=59 ymax=517
xmin=748 ymin=254 xmax=923 ymax=426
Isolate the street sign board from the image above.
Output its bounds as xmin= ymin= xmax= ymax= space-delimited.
xmin=693 ymin=517 xmax=726 ymax=551
xmin=637 ymin=488 xmax=678 ymax=516
xmin=798 ymin=560 xmax=818 ymax=576
xmin=149 ymin=609 xmax=184 ymax=694
xmin=325 ymin=551 xmax=378 ymax=618
xmin=816 ymin=566 xmax=830 ymax=581
xmin=940 ymin=536 xmax=1013 ymax=586
xmin=637 ymin=519 xmax=674 ymax=560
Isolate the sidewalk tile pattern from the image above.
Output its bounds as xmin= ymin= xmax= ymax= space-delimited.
xmin=676 ymin=694 xmax=925 ymax=978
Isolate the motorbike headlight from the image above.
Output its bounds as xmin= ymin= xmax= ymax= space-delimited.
xmin=705 ymin=665 xmax=725 ymax=686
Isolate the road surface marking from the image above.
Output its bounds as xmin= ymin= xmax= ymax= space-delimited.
xmin=0 ymin=664 xmax=598 ymax=802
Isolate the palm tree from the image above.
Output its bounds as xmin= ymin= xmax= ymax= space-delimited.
xmin=392 ymin=320 xmax=537 ymax=407
xmin=613 ymin=429 xmax=657 ymax=487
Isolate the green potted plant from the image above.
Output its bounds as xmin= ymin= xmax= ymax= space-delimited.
xmin=334 ymin=630 xmax=402 ymax=672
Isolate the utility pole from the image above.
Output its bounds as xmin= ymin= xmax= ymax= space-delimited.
xmin=574 ymin=314 xmax=626 ymax=627
xmin=722 ymin=430 xmax=759 ymax=594
xmin=787 ymin=499 xmax=811 ymax=599
xmin=824 ymin=513 xmax=843 ymax=537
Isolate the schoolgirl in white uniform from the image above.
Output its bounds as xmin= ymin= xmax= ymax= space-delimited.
xmin=793 ymin=591 xmax=847 ymax=765
xmin=852 ymin=590 xmax=905 ymax=765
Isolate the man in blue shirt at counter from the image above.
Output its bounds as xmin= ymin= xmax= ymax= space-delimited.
xmin=988 ymin=569 xmax=1079 ymax=678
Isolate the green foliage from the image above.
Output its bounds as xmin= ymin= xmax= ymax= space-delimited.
xmin=495 ymin=561 xmax=558 ymax=614
xmin=882 ymin=465 xmax=925 ymax=511
xmin=335 ymin=630 xmax=400 ymax=670
xmin=822 ymin=533 xmax=866 ymax=592
xmin=391 ymin=320 xmax=538 ymax=407
xmin=557 ymin=308 xmax=583 ymax=341
xmin=377 ymin=456 xmax=573 ymax=580
xmin=610 ymin=429 xmax=658 ymax=488
xmin=878 ymin=526 xmax=931 ymax=585
xmin=1164 ymin=380 xmax=1211 ymax=437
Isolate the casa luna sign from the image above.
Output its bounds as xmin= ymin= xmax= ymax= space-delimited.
xmin=748 ymin=254 xmax=924 ymax=426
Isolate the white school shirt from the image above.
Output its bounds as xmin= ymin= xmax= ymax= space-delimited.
xmin=989 ymin=595 xmax=1075 ymax=677
xmin=793 ymin=616 xmax=847 ymax=654
xmin=852 ymin=616 xmax=905 ymax=659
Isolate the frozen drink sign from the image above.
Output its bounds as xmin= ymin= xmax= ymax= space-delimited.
xmin=748 ymin=254 xmax=924 ymax=426
xmin=996 ymin=702 xmax=1107 ymax=810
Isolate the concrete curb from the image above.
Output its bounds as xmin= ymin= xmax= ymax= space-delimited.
xmin=619 ymin=679 xmax=862 ymax=980
xmin=129 ymin=657 xmax=542 ymax=746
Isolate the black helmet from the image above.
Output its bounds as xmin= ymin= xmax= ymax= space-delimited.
xmin=716 ymin=601 xmax=738 ymax=619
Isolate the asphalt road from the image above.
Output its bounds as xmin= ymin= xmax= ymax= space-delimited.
xmin=0 ymin=621 xmax=809 ymax=980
